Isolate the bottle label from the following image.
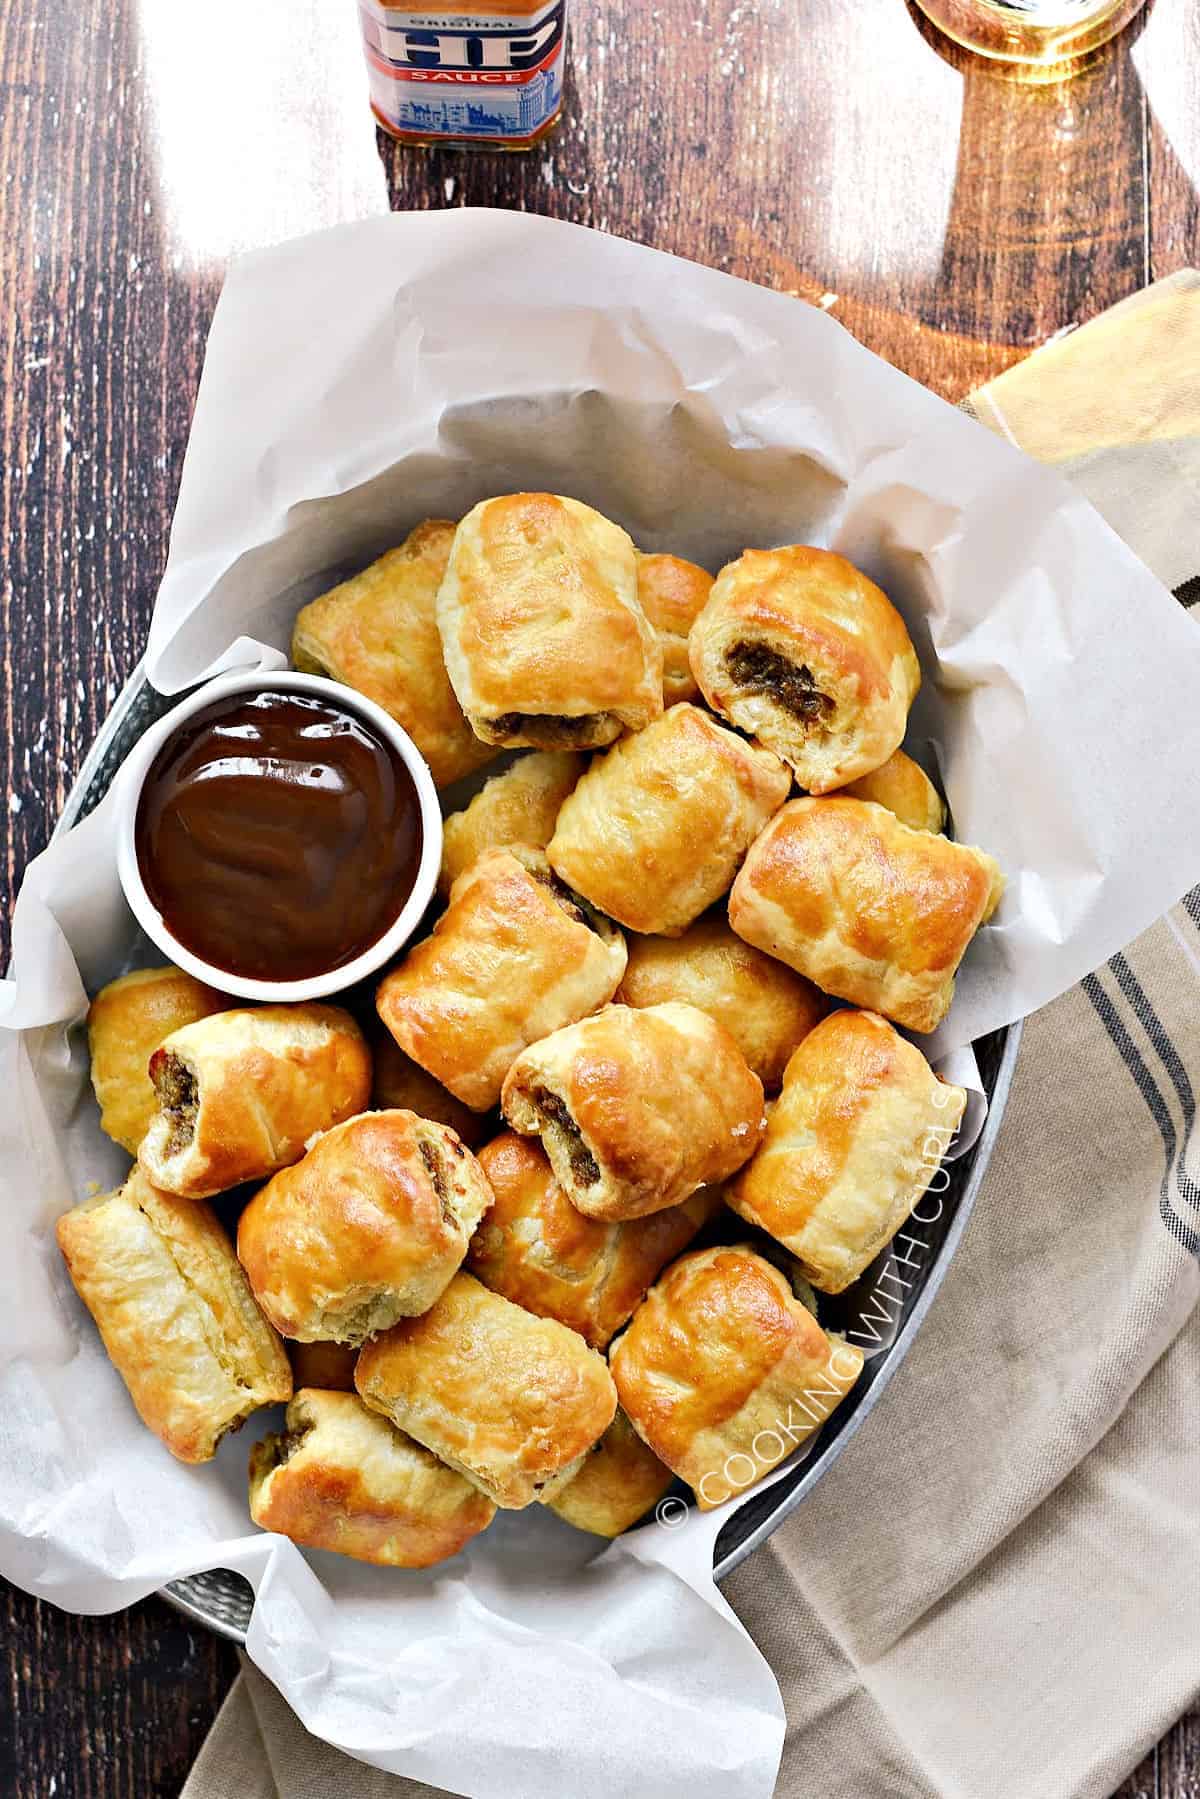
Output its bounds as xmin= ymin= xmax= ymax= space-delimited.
xmin=359 ymin=0 xmax=566 ymax=141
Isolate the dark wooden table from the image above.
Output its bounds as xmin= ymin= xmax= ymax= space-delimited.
xmin=1 ymin=0 xmax=1197 ymax=1792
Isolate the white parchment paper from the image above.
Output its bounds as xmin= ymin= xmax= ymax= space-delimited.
xmin=3 ymin=211 xmax=1200 ymax=1798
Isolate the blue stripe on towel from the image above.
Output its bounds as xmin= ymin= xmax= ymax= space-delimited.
xmin=1081 ymin=971 xmax=1200 ymax=1258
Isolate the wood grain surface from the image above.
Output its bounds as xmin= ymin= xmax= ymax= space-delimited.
xmin=0 ymin=0 xmax=1197 ymax=1792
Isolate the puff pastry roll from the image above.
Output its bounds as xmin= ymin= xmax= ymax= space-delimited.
xmin=356 ymin=1271 xmax=617 ymax=1509
xmin=291 ymin=519 xmax=495 ymax=789
xmin=436 ymin=493 xmax=663 ymax=750
xmin=377 ymin=847 xmax=627 ymax=1112
xmin=438 ymin=750 xmax=585 ymax=898
xmin=611 ymin=1244 xmax=864 ymax=1510
xmin=138 ymin=1003 xmax=371 ymax=1198
xmin=56 ymin=1169 xmax=291 ymax=1463
xmin=688 ymin=546 xmax=921 ymax=793
xmin=729 ymin=798 xmax=1004 ymax=1034
xmin=249 ymin=1389 xmax=495 ymax=1567
xmin=547 ymin=704 xmax=791 ymax=937
xmin=237 ymin=1110 xmax=492 ymax=1344
xmin=501 ymin=1001 xmax=764 ymax=1221
xmin=636 ymin=553 xmax=713 ymax=705
xmin=287 ymin=1339 xmax=358 ymax=1393
xmin=841 ymin=749 xmax=946 ymax=833
xmin=727 ymin=1011 xmax=967 ymax=1293
xmin=617 ymin=915 xmax=827 ymax=1091
xmin=469 ymin=1133 xmax=722 ymax=1348
xmin=545 ymin=1410 xmax=674 ymax=1538
xmin=371 ymin=1034 xmax=487 ymax=1148
xmin=87 ymin=965 xmax=230 ymax=1156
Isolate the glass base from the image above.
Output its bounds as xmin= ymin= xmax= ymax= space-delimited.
xmin=910 ymin=0 xmax=1147 ymax=62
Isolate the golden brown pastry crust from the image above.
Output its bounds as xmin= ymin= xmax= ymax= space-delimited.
xmin=87 ymin=966 xmax=230 ymax=1156
xmin=688 ymin=546 xmax=921 ymax=793
xmin=545 ymin=1410 xmax=674 ymax=1538
xmin=470 ymin=1133 xmax=723 ymax=1348
xmin=438 ymin=750 xmax=586 ymax=898
xmin=436 ymin=493 xmax=663 ymax=749
xmin=616 ymin=915 xmax=827 ymax=1091
xmin=636 ymin=553 xmax=713 ymax=705
xmin=841 ymin=749 xmax=946 ymax=833
xmin=371 ymin=1034 xmax=488 ymax=1148
xmin=237 ymin=1110 xmax=492 ymax=1344
xmin=376 ymin=847 xmax=627 ymax=1112
xmin=501 ymin=1001 xmax=764 ymax=1221
xmin=610 ymin=1244 xmax=863 ymax=1510
xmin=286 ymin=1339 xmax=358 ymax=1393
xmin=291 ymin=519 xmax=496 ymax=789
xmin=729 ymin=797 xmax=1004 ymax=1034
xmin=56 ymin=1169 xmax=291 ymax=1463
xmin=726 ymin=1011 xmax=967 ymax=1293
xmin=249 ymin=1388 xmax=495 ymax=1566
xmin=138 ymin=1004 xmax=372 ymax=1199
xmin=356 ymin=1271 xmax=617 ymax=1509
xmin=547 ymin=703 xmax=791 ymax=937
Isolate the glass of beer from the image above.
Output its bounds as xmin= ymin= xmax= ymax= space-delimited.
xmin=910 ymin=0 xmax=1148 ymax=63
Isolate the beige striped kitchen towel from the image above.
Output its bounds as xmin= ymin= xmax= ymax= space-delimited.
xmin=183 ymin=273 xmax=1200 ymax=1799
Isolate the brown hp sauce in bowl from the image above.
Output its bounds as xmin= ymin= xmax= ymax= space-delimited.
xmin=136 ymin=690 xmax=422 ymax=982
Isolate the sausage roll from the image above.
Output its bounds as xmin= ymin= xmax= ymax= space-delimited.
xmin=469 ymin=1132 xmax=723 ymax=1348
xmin=547 ymin=704 xmax=791 ymax=937
xmin=436 ymin=493 xmax=663 ymax=750
xmin=371 ymin=1033 xmax=488 ymax=1148
xmin=138 ymin=1003 xmax=371 ymax=1199
xmin=291 ymin=519 xmax=495 ymax=789
xmin=249 ymin=1388 xmax=495 ymax=1567
xmin=376 ymin=847 xmax=627 ymax=1112
xmin=841 ymin=749 xmax=946 ymax=833
xmin=356 ymin=1271 xmax=617 ymax=1509
xmin=87 ymin=965 xmax=230 ymax=1156
xmin=636 ymin=553 xmax=713 ymax=705
xmin=438 ymin=750 xmax=585 ymax=898
xmin=287 ymin=1338 xmax=358 ymax=1393
xmin=688 ymin=546 xmax=921 ymax=793
xmin=501 ymin=1002 xmax=764 ymax=1222
xmin=237 ymin=1110 xmax=492 ymax=1344
xmin=610 ymin=1244 xmax=864 ymax=1510
xmin=545 ymin=1410 xmax=674 ymax=1538
xmin=56 ymin=1169 xmax=291 ymax=1463
xmin=616 ymin=914 xmax=827 ymax=1091
xmin=729 ymin=797 xmax=1004 ymax=1034
xmin=726 ymin=1010 xmax=968 ymax=1293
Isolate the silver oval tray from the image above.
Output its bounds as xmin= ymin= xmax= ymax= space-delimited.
xmin=55 ymin=662 xmax=1021 ymax=1643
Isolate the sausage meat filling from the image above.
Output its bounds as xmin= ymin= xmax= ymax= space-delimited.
xmin=488 ymin=712 xmax=606 ymax=745
xmin=725 ymin=641 xmax=832 ymax=724
xmin=533 ymin=1086 xmax=601 ymax=1188
xmin=418 ymin=1138 xmax=459 ymax=1228
xmin=152 ymin=1052 xmax=200 ymax=1156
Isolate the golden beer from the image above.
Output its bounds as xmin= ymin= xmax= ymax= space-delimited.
xmin=911 ymin=0 xmax=1148 ymax=63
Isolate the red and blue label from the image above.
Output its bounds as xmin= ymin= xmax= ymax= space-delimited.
xmin=359 ymin=1 xmax=566 ymax=141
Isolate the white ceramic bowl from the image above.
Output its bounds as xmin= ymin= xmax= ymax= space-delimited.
xmin=114 ymin=669 xmax=443 ymax=1003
